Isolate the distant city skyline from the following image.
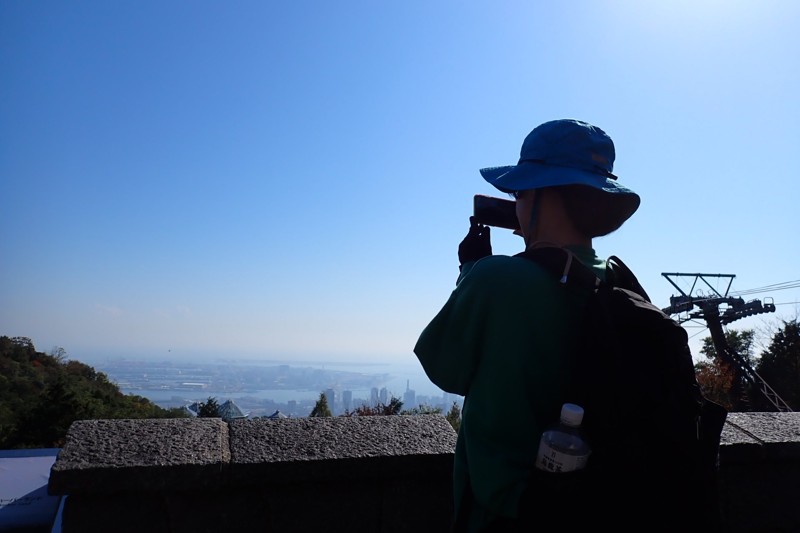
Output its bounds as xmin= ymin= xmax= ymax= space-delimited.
xmin=83 ymin=354 xmax=454 ymax=418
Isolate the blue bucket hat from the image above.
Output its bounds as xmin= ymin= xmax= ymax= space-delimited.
xmin=480 ymin=119 xmax=640 ymax=231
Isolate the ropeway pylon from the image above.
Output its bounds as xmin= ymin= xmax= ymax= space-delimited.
xmin=661 ymin=272 xmax=791 ymax=412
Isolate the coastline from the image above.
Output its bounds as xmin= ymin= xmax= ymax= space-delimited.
xmin=81 ymin=355 xmax=452 ymax=415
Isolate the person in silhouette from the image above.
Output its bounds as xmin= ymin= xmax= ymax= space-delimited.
xmin=414 ymin=119 xmax=640 ymax=532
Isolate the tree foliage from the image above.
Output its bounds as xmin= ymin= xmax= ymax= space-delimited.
xmin=754 ymin=319 xmax=800 ymax=411
xmin=346 ymin=396 xmax=404 ymax=416
xmin=400 ymin=404 xmax=442 ymax=416
xmin=309 ymin=391 xmax=332 ymax=417
xmin=699 ymin=329 xmax=756 ymax=363
xmin=695 ymin=329 xmax=756 ymax=411
xmin=197 ymin=397 xmax=221 ymax=417
xmin=445 ymin=401 xmax=462 ymax=433
xmin=0 ymin=335 xmax=188 ymax=449
xmin=342 ymin=396 xmax=462 ymax=433
xmin=694 ymin=359 xmax=736 ymax=411
xmin=398 ymin=401 xmax=461 ymax=433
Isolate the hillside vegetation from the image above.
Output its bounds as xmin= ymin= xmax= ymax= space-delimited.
xmin=0 ymin=336 xmax=187 ymax=449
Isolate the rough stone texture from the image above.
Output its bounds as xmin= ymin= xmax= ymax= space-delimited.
xmin=718 ymin=412 xmax=800 ymax=533
xmin=48 ymin=418 xmax=230 ymax=493
xmin=721 ymin=411 xmax=800 ymax=461
xmin=49 ymin=415 xmax=457 ymax=533
xmin=228 ymin=415 xmax=457 ymax=483
xmin=225 ymin=415 xmax=458 ymax=532
xmin=230 ymin=415 xmax=457 ymax=461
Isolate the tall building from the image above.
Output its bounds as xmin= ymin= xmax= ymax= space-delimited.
xmin=324 ymin=388 xmax=336 ymax=414
xmin=403 ymin=379 xmax=416 ymax=409
xmin=370 ymin=387 xmax=379 ymax=406
xmin=342 ymin=390 xmax=352 ymax=413
xmin=379 ymin=387 xmax=388 ymax=405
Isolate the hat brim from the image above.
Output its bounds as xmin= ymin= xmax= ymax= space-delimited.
xmin=480 ymin=163 xmax=633 ymax=196
xmin=480 ymin=163 xmax=640 ymax=232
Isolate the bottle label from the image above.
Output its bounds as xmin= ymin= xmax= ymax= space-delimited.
xmin=535 ymin=441 xmax=589 ymax=473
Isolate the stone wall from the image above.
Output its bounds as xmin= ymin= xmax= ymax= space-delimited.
xmin=48 ymin=412 xmax=800 ymax=532
xmin=49 ymin=416 xmax=456 ymax=533
xmin=717 ymin=412 xmax=800 ymax=532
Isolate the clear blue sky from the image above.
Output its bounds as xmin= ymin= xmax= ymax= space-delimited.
xmin=2 ymin=0 xmax=799 ymax=366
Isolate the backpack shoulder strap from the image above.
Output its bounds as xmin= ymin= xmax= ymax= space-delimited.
xmin=605 ymin=255 xmax=651 ymax=303
xmin=516 ymin=248 xmax=652 ymax=306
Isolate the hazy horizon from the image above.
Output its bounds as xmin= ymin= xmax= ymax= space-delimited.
xmin=76 ymin=348 xmax=448 ymax=403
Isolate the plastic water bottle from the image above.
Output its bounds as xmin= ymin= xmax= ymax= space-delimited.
xmin=535 ymin=403 xmax=591 ymax=473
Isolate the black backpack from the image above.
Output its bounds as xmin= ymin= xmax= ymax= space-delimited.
xmin=512 ymin=247 xmax=729 ymax=532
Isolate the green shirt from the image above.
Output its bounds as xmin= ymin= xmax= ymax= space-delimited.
xmin=414 ymin=246 xmax=606 ymax=529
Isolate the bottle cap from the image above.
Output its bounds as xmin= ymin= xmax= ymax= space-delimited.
xmin=560 ymin=403 xmax=584 ymax=427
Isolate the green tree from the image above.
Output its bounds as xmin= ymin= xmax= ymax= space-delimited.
xmin=197 ymin=397 xmax=221 ymax=417
xmin=348 ymin=396 xmax=403 ymax=416
xmin=445 ymin=401 xmax=461 ymax=433
xmin=699 ymin=329 xmax=756 ymax=363
xmin=697 ymin=329 xmax=756 ymax=411
xmin=384 ymin=396 xmax=403 ymax=415
xmin=49 ymin=346 xmax=68 ymax=363
xmin=694 ymin=359 xmax=735 ymax=411
xmin=400 ymin=404 xmax=442 ymax=415
xmin=309 ymin=391 xmax=332 ymax=417
xmin=0 ymin=335 xmax=188 ymax=449
xmin=754 ymin=319 xmax=800 ymax=411
xmin=16 ymin=376 xmax=81 ymax=447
